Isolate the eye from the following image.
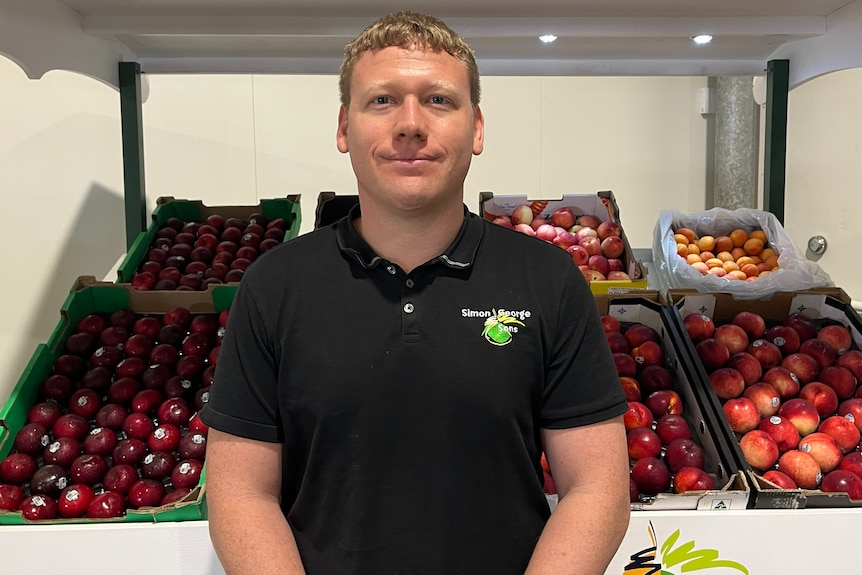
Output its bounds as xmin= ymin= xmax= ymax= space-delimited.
xmin=373 ymin=96 xmax=390 ymax=105
xmin=430 ymin=96 xmax=448 ymax=105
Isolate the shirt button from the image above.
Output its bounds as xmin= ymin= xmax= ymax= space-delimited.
xmin=386 ymin=265 xmax=396 ymax=275
xmin=403 ymin=303 xmax=414 ymax=313
xmin=405 ymin=279 xmax=414 ymax=288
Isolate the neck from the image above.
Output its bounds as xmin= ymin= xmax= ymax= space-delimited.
xmin=355 ymin=200 xmax=465 ymax=274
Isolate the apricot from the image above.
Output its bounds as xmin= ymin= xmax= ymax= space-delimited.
xmin=676 ymin=228 xmax=697 ymax=243
xmin=736 ymin=256 xmax=756 ymax=267
xmin=697 ymin=235 xmax=716 ymax=252
xmin=714 ymin=236 xmax=734 ymax=253
xmin=722 ymin=261 xmax=740 ymax=273
xmin=727 ymin=270 xmax=747 ymax=281
xmin=686 ymin=253 xmax=702 ymax=265
xmin=765 ymin=255 xmax=780 ymax=269
xmin=674 ymin=233 xmax=690 ymax=246
xmin=699 ymin=251 xmax=715 ymax=261
xmin=716 ymin=251 xmax=734 ymax=263
xmin=677 ymin=243 xmax=689 ymax=257
xmin=708 ymin=267 xmax=727 ymax=277
xmin=692 ymin=262 xmax=709 ymax=274
xmin=731 ymin=247 xmax=747 ymax=261
xmin=741 ymin=263 xmax=760 ymax=277
xmin=760 ymin=248 xmax=776 ymax=262
xmin=687 ymin=243 xmax=701 ymax=255
xmin=750 ymin=230 xmax=768 ymax=243
xmin=757 ymin=262 xmax=772 ymax=273
xmin=730 ymin=229 xmax=749 ymax=248
xmin=744 ymin=238 xmax=764 ymax=256
xmin=705 ymin=258 xmax=724 ymax=269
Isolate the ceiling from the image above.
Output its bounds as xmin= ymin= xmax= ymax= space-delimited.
xmin=20 ymin=0 xmax=862 ymax=76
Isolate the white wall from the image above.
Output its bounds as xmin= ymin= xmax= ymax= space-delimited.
xmin=0 ymin=60 xmax=710 ymax=404
xmin=785 ymin=67 xmax=862 ymax=300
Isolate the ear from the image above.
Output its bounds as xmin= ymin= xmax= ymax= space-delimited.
xmin=472 ymin=106 xmax=485 ymax=156
xmin=336 ymin=105 xmax=349 ymax=153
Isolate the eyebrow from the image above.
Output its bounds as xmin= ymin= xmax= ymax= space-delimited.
xmin=360 ymin=79 xmax=462 ymax=98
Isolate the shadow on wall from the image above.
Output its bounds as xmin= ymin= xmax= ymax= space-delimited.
xmin=26 ymin=182 xmax=126 ymax=343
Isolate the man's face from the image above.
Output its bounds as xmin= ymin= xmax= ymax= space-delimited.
xmin=336 ymin=45 xmax=484 ymax=215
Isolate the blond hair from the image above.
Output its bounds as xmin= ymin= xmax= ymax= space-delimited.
xmin=339 ymin=11 xmax=480 ymax=108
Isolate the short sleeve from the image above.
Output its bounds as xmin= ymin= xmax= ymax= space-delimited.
xmin=541 ymin=266 xmax=627 ymax=428
xmin=199 ymin=278 xmax=282 ymax=443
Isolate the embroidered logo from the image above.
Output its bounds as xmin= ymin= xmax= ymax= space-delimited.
xmin=461 ymin=308 xmax=530 ymax=346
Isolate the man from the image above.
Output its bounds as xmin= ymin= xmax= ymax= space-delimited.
xmin=201 ymin=11 xmax=630 ymax=575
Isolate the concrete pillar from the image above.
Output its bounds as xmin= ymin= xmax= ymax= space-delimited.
xmin=714 ymin=76 xmax=759 ymax=209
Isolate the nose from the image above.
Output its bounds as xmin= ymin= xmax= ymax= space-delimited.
xmin=393 ymin=97 xmax=427 ymax=140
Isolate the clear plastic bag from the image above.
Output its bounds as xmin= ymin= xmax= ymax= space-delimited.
xmin=652 ymin=207 xmax=833 ymax=300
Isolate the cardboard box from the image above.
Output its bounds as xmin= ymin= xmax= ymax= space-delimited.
xmin=667 ymin=288 xmax=862 ymax=508
xmin=594 ymin=292 xmax=750 ymax=511
xmin=116 ymin=195 xmax=302 ymax=285
xmin=479 ymin=191 xmax=648 ymax=295
xmin=0 ymin=277 xmax=236 ymax=524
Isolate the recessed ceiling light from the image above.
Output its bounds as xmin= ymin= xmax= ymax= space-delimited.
xmin=539 ymin=34 xmax=558 ymax=44
xmin=692 ymin=34 xmax=713 ymax=45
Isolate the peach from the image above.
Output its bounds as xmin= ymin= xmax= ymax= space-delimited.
xmin=740 ymin=429 xmax=780 ymax=471
xmin=777 ymin=450 xmax=822 ymax=489
xmin=799 ymin=432 xmax=843 ymax=473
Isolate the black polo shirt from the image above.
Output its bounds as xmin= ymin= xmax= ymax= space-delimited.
xmin=201 ymin=206 xmax=625 ymax=575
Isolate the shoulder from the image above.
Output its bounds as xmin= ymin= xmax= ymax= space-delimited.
xmin=479 ymin=218 xmax=575 ymax=268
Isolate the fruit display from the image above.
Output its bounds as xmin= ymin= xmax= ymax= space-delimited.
xmin=479 ymin=191 xmax=647 ymax=293
xmin=543 ymin=294 xmax=747 ymax=510
xmin=671 ymin=226 xmax=779 ymax=281
xmin=117 ymin=196 xmax=301 ymax=291
xmin=0 ymin=281 xmax=231 ymax=523
xmin=653 ymin=207 xmax=833 ymax=298
xmin=672 ymin=289 xmax=862 ymax=507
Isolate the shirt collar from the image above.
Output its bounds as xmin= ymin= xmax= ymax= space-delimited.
xmin=335 ymin=203 xmax=484 ymax=270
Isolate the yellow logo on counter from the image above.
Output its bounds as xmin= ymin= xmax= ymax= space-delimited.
xmin=624 ymin=522 xmax=748 ymax=575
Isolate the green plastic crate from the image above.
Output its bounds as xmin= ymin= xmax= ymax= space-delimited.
xmin=0 ymin=277 xmax=235 ymax=524
xmin=117 ymin=195 xmax=301 ymax=284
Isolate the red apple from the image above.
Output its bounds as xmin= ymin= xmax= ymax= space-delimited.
xmin=759 ymin=415 xmax=800 ymax=453
xmin=673 ymin=467 xmax=716 ymax=493
xmin=708 ymin=367 xmax=745 ymax=400
xmin=683 ymin=313 xmax=715 ymax=342
xmin=763 ymin=367 xmax=801 ymax=399
xmin=630 ymin=457 xmax=671 ymax=496
xmin=619 ymin=376 xmax=641 ymax=402
xmin=655 ymin=414 xmax=691 ymax=445
xmin=765 ymin=324 xmax=801 ymax=357
xmin=798 ymin=432 xmax=843 ymax=473
xmin=645 ymin=390 xmax=683 ymax=419
xmin=638 ymin=365 xmax=674 ymax=394
xmin=627 ymin=427 xmax=663 ymax=460
xmin=723 ymin=397 xmax=762 ymax=434
xmin=819 ymin=366 xmax=857 ymax=400
xmin=732 ymin=311 xmax=766 ymax=342
xmin=510 ymin=205 xmax=534 ymax=226
xmin=624 ymin=401 xmax=654 ymax=431
xmin=624 ymin=324 xmax=660 ymax=349
xmin=799 ymin=338 xmax=838 ymax=370
xmin=739 ymin=429 xmax=779 ymax=471
xmin=600 ymin=236 xmax=625 ymax=259
xmin=551 ymin=207 xmax=576 ymax=229
xmin=839 ymin=451 xmax=862 ymax=479
xmin=725 ymin=352 xmax=763 ymax=387
xmin=747 ymin=339 xmax=783 ymax=370
xmin=837 ymin=350 xmax=862 ymax=380
xmin=783 ymin=312 xmax=817 ymax=342
xmin=566 ymin=244 xmax=589 ymax=266
xmin=781 ymin=353 xmax=820 ymax=385
xmin=613 ymin=352 xmax=637 ymax=378
xmin=588 ymin=254 xmax=611 ymax=277
xmin=696 ymin=338 xmax=731 ymax=371
xmin=552 ymin=231 xmax=577 ymax=249
xmin=838 ymin=398 xmax=862 ymax=433
xmin=596 ymin=220 xmax=622 ymax=240
xmin=579 ymin=236 xmax=602 ymax=257
xmin=799 ymin=382 xmax=840 ymax=419
xmin=576 ymin=214 xmax=601 ymax=229
xmin=606 ymin=332 xmax=630 ymax=354
xmin=821 ymin=469 xmax=862 ymax=499
xmin=665 ymin=438 xmax=706 ymax=473
xmin=818 ymin=324 xmax=853 ymax=356
xmin=762 ymin=470 xmax=797 ymax=489
xmin=535 ymin=224 xmax=557 ymax=242
xmin=714 ymin=324 xmax=749 ymax=355
xmin=778 ymin=398 xmax=820 ymax=437
xmin=819 ymin=415 xmax=861 ymax=453
xmin=631 ymin=340 xmax=664 ymax=371
xmin=778 ymin=450 xmax=822 ymax=489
